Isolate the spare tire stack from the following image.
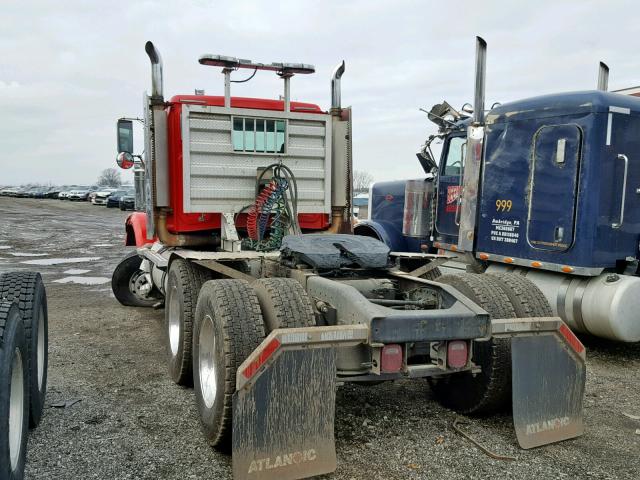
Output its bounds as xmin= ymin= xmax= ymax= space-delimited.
xmin=0 ymin=271 xmax=49 ymax=480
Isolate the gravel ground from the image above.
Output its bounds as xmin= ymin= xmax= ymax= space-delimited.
xmin=1 ymin=197 xmax=639 ymax=479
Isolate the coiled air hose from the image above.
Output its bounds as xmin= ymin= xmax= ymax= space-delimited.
xmin=245 ymin=163 xmax=300 ymax=251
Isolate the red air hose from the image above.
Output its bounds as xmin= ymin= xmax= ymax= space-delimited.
xmin=247 ymin=181 xmax=277 ymax=241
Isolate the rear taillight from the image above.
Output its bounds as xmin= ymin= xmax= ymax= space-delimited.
xmin=381 ymin=344 xmax=403 ymax=373
xmin=447 ymin=341 xmax=468 ymax=369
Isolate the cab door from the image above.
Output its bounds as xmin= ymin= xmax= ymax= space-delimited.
xmin=435 ymin=135 xmax=466 ymax=243
xmin=527 ymin=124 xmax=582 ymax=252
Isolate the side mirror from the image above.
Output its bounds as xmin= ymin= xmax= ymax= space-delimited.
xmin=117 ymin=119 xmax=134 ymax=154
xmin=116 ymin=152 xmax=134 ymax=170
xmin=416 ymin=150 xmax=437 ymax=175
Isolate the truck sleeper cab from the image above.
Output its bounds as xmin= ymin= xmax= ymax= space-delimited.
xmin=362 ymin=38 xmax=640 ymax=342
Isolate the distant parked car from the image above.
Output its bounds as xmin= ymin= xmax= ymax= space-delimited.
xmin=67 ymin=189 xmax=91 ymax=201
xmin=119 ymin=194 xmax=136 ymax=211
xmin=15 ymin=187 xmax=33 ymax=198
xmin=92 ymin=188 xmax=118 ymax=205
xmin=44 ymin=188 xmax=61 ymax=199
xmin=0 ymin=187 xmax=18 ymax=196
xmin=31 ymin=187 xmax=52 ymax=199
xmin=106 ymin=190 xmax=134 ymax=208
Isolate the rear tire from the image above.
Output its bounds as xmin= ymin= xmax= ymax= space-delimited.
xmin=165 ymin=259 xmax=212 ymax=386
xmin=430 ymin=273 xmax=516 ymax=414
xmin=0 ymin=301 xmax=29 ymax=480
xmin=0 ymin=272 xmax=48 ymax=428
xmin=487 ymin=273 xmax=552 ymax=318
xmin=193 ymin=280 xmax=265 ymax=450
xmin=111 ymin=252 xmax=157 ymax=308
xmin=252 ymin=278 xmax=316 ymax=332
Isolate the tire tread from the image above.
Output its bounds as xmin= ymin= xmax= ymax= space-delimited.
xmin=197 ymin=279 xmax=265 ymax=448
xmin=0 ymin=271 xmax=47 ymax=427
xmin=487 ymin=273 xmax=552 ymax=318
xmin=253 ymin=278 xmax=315 ymax=330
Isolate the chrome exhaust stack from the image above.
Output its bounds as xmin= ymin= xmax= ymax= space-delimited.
xmin=457 ymin=36 xmax=487 ymax=253
xmin=331 ymin=60 xmax=346 ymax=111
xmin=145 ymin=41 xmax=164 ymax=100
xmin=473 ymin=36 xmax=487 ymax=124
xmin=328 ymin=60 xmax=351 ymax=234
xmin=597 ymin=61 xmax=609 ymax=91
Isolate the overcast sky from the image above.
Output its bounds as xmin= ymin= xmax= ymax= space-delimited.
xmin=1 ymin=0 xmax=638 ymax=186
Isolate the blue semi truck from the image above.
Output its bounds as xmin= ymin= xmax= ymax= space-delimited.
xmin=357 ymin=37 xmax=640 ymax=343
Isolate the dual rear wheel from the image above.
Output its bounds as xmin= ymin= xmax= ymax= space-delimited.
xmin=192 ymin=277 xmax=315 ymax=450
xmin=430 ymin=272 xmax=551 ymax=414
xmin=0 ymin=301 xmax=28 ymax=480
xmin=0 ymin=272 xmax=49 ymax=480
xmin=159 ymin=261 xmax=316 ymax=450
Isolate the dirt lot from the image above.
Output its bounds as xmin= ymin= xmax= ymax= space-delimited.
xmin=1 ymin=197 xmax=639 ymax=479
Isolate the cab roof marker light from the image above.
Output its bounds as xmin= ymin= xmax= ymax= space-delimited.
xmin=504 ymin=257 xmax=514 ymax=264
xmin=531 ymin=261 xmax=542 ymax=268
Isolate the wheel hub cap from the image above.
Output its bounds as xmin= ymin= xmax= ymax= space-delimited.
xmin=37 ymin=306 xmax=45 ymax=390
xmin=199 ymin=315 xmax=217 ymax=409
xmin=168 ymin=286 xmax=180 ymax=356
xmin=9 ymin=348 xmax=24 ymax=472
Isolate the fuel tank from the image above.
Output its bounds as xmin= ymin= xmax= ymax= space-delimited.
xmin=487 ymin=265 xmax=640 ymax=342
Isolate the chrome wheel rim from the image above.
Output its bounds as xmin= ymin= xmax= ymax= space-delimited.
xmin=198 ymin=314 xmax=217 ymax=409
xmin=9 ymin=348 xmax=24 ymax=472
xmin=168 ymin=286 xmax=180 ymax=356
xmin=37 ymin=306 xmax=45 ymax=390
xmin=128 ymin=271 xmax=152 ymax=302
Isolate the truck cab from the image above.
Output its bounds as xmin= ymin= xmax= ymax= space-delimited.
xmin=361 ymin=39 xmax=640 ymax=343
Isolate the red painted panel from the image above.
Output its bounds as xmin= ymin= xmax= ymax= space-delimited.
xmin=164 ymin=98 xmax=329 ymax=234
xmin=170 ymin=95 xmax=325 ymax=114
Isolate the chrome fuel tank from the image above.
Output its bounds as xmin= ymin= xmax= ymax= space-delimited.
xmin=487 ymin=265 xmax=640 ymax=342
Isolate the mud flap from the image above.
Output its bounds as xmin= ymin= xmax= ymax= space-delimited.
xmin=232 ymin=325 xmax=368 ymax=480
xmin=493 ymin=318 xmax=586 ymax=449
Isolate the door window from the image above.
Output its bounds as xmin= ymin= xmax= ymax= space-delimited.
xmin=442 ymin=136 xmax=466 ymax=176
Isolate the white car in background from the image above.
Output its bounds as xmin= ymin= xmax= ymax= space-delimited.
xmin=92 ymin=188 xmax=118 ymax=205
xmin=67 ymin=189 xmax=91 ymax=201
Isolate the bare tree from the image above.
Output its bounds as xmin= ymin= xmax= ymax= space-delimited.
xmin=353 ymin=170 xmax=374 ymax=194
xmin=97 ymin=168 xmax=122 ymax=187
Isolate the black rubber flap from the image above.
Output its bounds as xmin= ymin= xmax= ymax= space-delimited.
xmin=511 ymin=333 xmax=586 ymax=448
xmin=232 ymin=349 xmax=338 ymax=480
xmin=280 ymin=234 xmax=390 ymax=270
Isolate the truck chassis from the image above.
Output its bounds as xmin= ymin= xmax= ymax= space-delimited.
xmin=118 ymin=234 xmax=587 ymax=480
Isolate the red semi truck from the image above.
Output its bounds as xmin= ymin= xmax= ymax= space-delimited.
xmin=110 ymin=41 xmax=587 ymax=480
